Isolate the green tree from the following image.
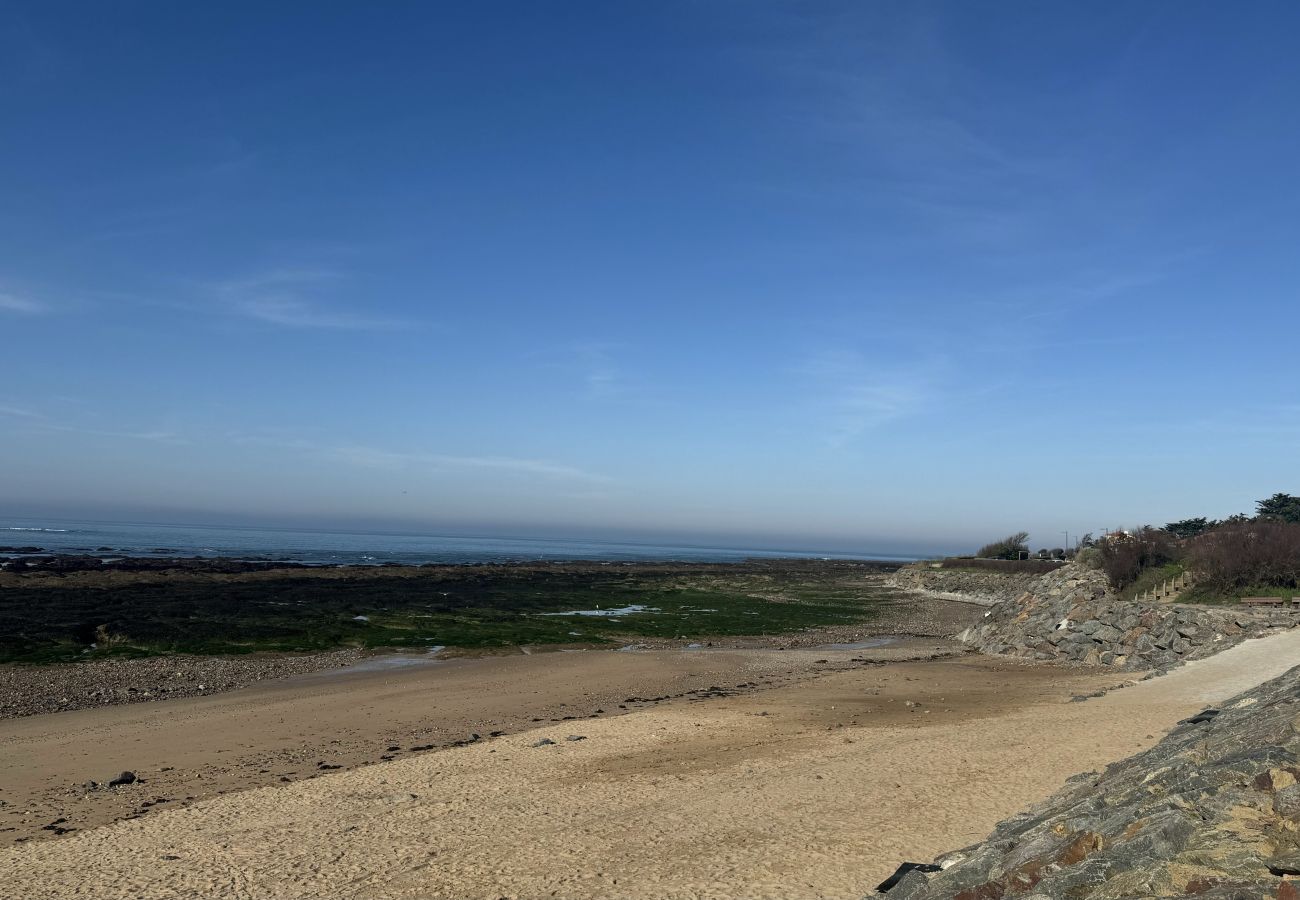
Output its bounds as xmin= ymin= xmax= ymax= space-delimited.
xmin=977 ymin=532 xmax=1030 ymax=560
xmin=1164 ymin=517 xmax=1211 ymax=539
xmin=1256 ymin=493 xmax=1300 ymax=523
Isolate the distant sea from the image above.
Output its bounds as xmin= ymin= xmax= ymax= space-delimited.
xmin=0 ymin=519 xmax=923 ymax=566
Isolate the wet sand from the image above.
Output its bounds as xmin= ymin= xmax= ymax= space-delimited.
xmin=0 ymin=639 xmax=958 ymax=846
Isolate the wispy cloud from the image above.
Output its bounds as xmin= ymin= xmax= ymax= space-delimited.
xmin=751 ymin=4 xmax=1215 ymax=285
xmin=0 ymin=292 xmax=45 ymax=314
xmin=214 ymin=270 xmax=410 ymax=330
xmin=236 ymin=295 xmax=406 ymax=330
xmin=574 ymin=343 xmax=625 ymax=398
xmin=225 ymin=430 xmax=614 ymax=484
xmin=530 ymin=342 xmax=635 ymax=400
xmin=754 ymin=10 xmax=1059 ymax=248
xmin=0 ymin=405 xmax=43 ymax=419
xmin=38 ymin=422 xmax=187 ymax=443
xmin=798 ymin=349 xmax=941 ymax=444
xmin=227 ymin=431 xmax=322 ymax=452
xmin=331 ymin=445 xmax=613 ymax=484
xmin=0 ymin=404 xmax=185 ymax=443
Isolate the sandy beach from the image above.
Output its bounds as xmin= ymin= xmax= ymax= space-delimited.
xmin=0 ymin=638 xmax=959 ymax=846
xmin=5 ymin=629 xmax=1297 ymax=899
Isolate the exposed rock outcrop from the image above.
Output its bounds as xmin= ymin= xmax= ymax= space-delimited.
xmin=949 ymin=562 xmax=1297 ymax=671
xmin=877 ymin=663 xmax=1300 ymax=899
xmin=886 ymin=565 xmax=1059 ymax=607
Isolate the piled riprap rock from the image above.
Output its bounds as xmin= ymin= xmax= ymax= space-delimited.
xmin=954 ymin=563 xmax=1297 ymax=671
xmin=877 ymin=664 xmax=1300 ymax=899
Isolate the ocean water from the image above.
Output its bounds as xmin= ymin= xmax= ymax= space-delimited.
xmin=0 ymin=519 xmax=921 ymax=566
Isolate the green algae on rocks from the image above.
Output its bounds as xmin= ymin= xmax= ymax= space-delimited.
xmin=0 ymin=558 xmax=909 ymax=663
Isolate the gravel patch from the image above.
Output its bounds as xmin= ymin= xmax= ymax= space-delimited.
xmin=0 ymin=650 xmax=365 ymax=719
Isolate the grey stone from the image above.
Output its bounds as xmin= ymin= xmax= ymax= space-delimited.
xmin=891 ymin=664 xmax=1300 ymax=898
xmin=891 ymin=561 xmax=1296 ymax=674
xmin=1093 ymin=624 xmax=1123 ymax=643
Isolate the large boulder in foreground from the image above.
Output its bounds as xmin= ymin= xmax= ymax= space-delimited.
xmin=877 ymin=664 xmax=1300 ymax=899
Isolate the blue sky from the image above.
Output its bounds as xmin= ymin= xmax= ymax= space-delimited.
xmin=2 ymin=1 xmax=1298 ymax=554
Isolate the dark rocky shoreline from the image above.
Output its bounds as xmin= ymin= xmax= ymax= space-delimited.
xmin=0 ymin=599 xmax=978 ymax=720
xmin=882 ymin=662 xmax=1300 ymax=899
xmin=0 ymin=555 xmax=984 ymax=718
xmin=0 ymin=553 xmax=312 ymax=574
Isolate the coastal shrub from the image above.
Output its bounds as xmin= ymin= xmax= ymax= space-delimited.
xmin=1074 ymin=546 xmax=1102 ymax=569
xmin=976 ymin=532 xmax=1030 ymax=560
xmin=1098 ymin=527 xmax=1182 ymax=590
xmin=1120 ymin=561 xmax=1187 ymax=601
xmin=1187 ymin=520 xmax=1300 ymax=592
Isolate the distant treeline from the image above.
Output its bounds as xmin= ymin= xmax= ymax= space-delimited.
xmin=974 ymin=532 xmax=1073 ymax=562
xmin=968 ymin=493 xmax=1300 ymax=599
xmin=1099 ymin=492 xmax=1300 ymax=595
